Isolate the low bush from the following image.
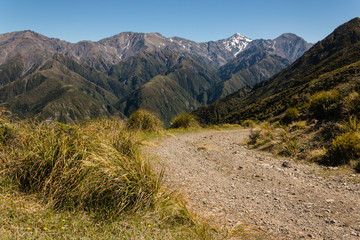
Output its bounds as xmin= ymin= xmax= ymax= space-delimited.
xmin=247 ymin=122 xmax=278 ymax=150
xmin=259 ymin=121 xmax=276 ymax=140
xmin=325 ymin=132 xmax=360 ymax=166
xmin=355 ymin=162 xmax=360 ymax=173
xmin=170 ymin=113 xmax=200 ymax=129
xmin=280 ymin=108 xmax=300 ymax=125
xmin=127 ymin=109 xmax=163 ymax=133
xmin=309 ymin=90 xmax=342 ymax=120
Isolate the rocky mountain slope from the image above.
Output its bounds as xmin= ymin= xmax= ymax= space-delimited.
xmin=0 ymin=29 xmax=311 ymax=124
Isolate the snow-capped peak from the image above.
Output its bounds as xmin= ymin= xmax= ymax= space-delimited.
xmin=223 ymin=33 xmax=252 ymax=56
xmin=231 ymin=33 xmax=252 ymax=42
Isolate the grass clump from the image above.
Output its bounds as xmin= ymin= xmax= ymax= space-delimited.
xmin=0 ymin=120 xmax=17 ymax=145
xmin=2 ymin=118 xmax=160 ymax=219
xmin=170 ymin=113 xmax=201 ymax=129
xmin=127 ymin=109 xmax=164 ymax=133
xmin=0 ymin=111 xmax=17 ymax=145
xmin=241 ymin=119 xmax=256 ymax=128
xmin=279 ymin=128 xmax=301 ymax=157
xmin=0 ymin=116 xmax=246 ymax=239
xmin=247 ymin=122 xmax=278 ymax=151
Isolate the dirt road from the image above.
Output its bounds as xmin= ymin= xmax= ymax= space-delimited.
xmin=145 ymin=129 xmax=360 ymax=239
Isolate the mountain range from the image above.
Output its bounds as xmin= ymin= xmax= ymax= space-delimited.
xmin=0 ymin=29 xmax=312 ymax=124
xmin=193 ymin=17 xmax=360 ymax=125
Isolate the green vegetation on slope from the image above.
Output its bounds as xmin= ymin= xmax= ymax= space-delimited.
xmin=0 ymin=58 xmax=121 ymax=123
xmin=0 ymin=49 xmax=224 ymax=125
xmin=206 ymin=47 xmax=291 ymax=103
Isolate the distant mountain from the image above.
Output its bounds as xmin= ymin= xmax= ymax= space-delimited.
xmin=204 ymin=33 xmax=313 ymax=102
xmin=0 ymin=29 xmax=311 ymax=124
xmin=193 ymin=17 xmax=360 ymax=124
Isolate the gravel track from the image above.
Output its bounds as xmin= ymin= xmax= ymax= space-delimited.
xmin=145 ymin=129 xmax=360 ymax=240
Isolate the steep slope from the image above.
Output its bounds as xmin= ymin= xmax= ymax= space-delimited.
xmin=117 ymin=75 xmax=200 ymax=125
xmin=205 ymin=34 xmax=312 ymax=102
xmin=206 ymin=47 xmax=290 ymax=102
xmin=194 ymin=17 xmax=360 ymax=124
xmin=117 ymin=56 xmax=221 ymax=124
xmin=0 ymin=58 xmax=120 ymax=123
xmin=107 ymin=50 xmax=186 ymax=94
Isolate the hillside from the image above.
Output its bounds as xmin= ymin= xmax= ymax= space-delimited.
xmin=194 ymin=17 xmax=360 ymax=124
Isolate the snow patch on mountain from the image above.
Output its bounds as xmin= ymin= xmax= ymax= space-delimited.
xmin=223 ymin=33 xmax=252 ymax=56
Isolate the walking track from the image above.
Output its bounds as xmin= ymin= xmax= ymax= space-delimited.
xmin=145 ymin=129 xmax=360 ymax=240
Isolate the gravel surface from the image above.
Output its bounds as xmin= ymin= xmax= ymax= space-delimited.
xmin=145 ymin=129 xmax=360 ymax=240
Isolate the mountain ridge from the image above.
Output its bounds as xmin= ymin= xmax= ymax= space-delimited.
xmin=0 ymin=29 xmax=312 ymax=124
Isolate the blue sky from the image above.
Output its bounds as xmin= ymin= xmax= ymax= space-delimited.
xmin=0 ymin=0 xmax=359 ymax=43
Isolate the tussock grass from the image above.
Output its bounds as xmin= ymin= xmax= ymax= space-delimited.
xmin=2 ymin=118 xmax=160 ymax=219
xmin=127 ymin=109 xmax=164 ymax=133
xmin=279 ymin=128 xmax=301 ymax=157
xmin=0 ymin=115 xmax=239 ymax=239
xmin=247 ymin=122 xmax=303 ymax=158
xmin=241 ymin=119 xmax=256 ymax=128
xmin=170 ymin=113 xmax=201 ymax=129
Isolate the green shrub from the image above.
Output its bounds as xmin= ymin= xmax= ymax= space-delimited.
xmin=309 ymin=90 xmax=342 ymax=120
xmin=325 ymin=132 xmax=360 ymax=166
xmin=3 ymin=119 xmax=161 ymax=219
xmin=170 ymin=113 xmax=200 ymax=129
xmin=241 ymin=119 xmax=256 ymax=128
xmin=127 ymin=109 xmax=163 ymax=133
xmin=280 ymin=108 xmax=300 ymax=125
